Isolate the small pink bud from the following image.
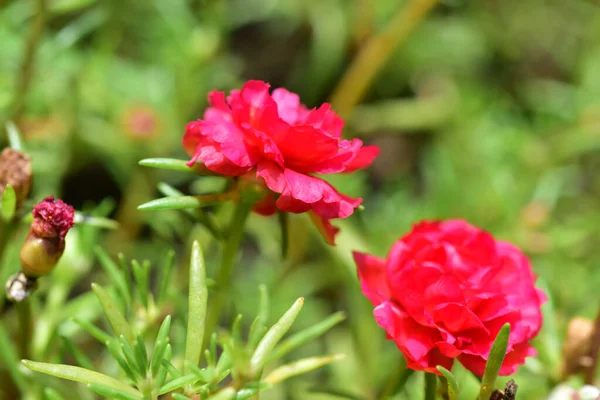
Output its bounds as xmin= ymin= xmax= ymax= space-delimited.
xmin=20 ymin=196 xmax=75 ymax=278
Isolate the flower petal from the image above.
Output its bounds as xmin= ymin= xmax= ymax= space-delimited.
xmin=353 ymin=251 xmax=389 ymax=304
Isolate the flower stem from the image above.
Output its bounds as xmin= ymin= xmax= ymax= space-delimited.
xmin=424 ymin=372 xmax=437 ymax=400
xmin=203 ymin=199 xmax=254 ymax=348
xmin=329 ymin=0 xmax=439 ymax=119
xmin=11 ymin=0 xmax=48 ymax=120
xmin=16 ymin=300 xmax=32 ymax=359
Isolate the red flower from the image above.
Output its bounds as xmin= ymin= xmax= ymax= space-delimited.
xmin=353 ymin=220 xmax=545 ymax=376
xmin=183 ymin=80 xmax=378 ymax=243
xmin=32 ymin=196 xmax=75 ymax=241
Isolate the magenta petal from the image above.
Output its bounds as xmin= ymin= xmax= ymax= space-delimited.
xmin=353 ymin=251 xmax=390 ymax=305
xmin=344 ymin=145 xmax=380 ymax=173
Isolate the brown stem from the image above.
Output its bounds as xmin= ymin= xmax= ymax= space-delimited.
xmin=329 ymin=0 xmax=439 ymax=119
xmin=11 ymin=0 xmax=48 ymax=120
xmin=355 ymin=0 xmax=374 ymax=46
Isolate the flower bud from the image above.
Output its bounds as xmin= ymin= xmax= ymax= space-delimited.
xmin=560 ymin=317 xmax=595 ymax=379
xmin=0 ymin=148 xmax=32 ymax=209
xmin=19 ymin=196 xmax=75 ymax=278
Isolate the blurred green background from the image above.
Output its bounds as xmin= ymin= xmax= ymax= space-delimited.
xmin=2 ymin=0 xmax=600 ymax=398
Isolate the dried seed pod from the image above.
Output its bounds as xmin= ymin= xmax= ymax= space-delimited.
xmin=0 ymin=148 xmax=32 ymax=209
xmin=5 ymin=272 xmax=38 ymax=302
xmin=560 ymin=317 xmax=595 ymax=379
xmin=19 ymin=196 xmax=75 ymax=278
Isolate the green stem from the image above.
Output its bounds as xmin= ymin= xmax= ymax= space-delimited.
xmin=11 ymin=0 xmax=48 ymax=120
xmin=424 ymin=372 xmax=437 ymax=400
xmin=329 ymin=0 xmax=439 ymax=119
xmin=380 ymin=360 xmax=412 ymax=399
xmin=203 ymin=200 xmax=253 ymax=348
xmin=16 ymin=300 xmax=32 ymax=359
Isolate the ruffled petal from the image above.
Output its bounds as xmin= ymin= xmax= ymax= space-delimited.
xmin=353 ymin=251 xmax=390 ymax=304
xmin=344 ymin=145 xmax=380 ymax=173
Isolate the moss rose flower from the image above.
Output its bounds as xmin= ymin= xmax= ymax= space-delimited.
xmin=183 ymin=80 xmax=378 ymax=243
xmin=353 ymin=220 xmax=546 ymax=376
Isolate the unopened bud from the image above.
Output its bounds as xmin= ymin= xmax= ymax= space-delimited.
xmin=0 ymin=148 xmax=32 ymax=209
xmin=20 ymin=196 xmax=74 ymax=278
xmin=561 ymin=317 xmax=595 ymax=379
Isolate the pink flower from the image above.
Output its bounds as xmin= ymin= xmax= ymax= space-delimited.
xmin=183 ymin=80 xmax=378 ymax=244
xmin=353 ymin=220 xmax=546 ymax=376
xmin=20 ymin=196 xmax=75 ymax=278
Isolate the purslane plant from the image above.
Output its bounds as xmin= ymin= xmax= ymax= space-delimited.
xmin=22 ymin=241 xmax=345 ymax=399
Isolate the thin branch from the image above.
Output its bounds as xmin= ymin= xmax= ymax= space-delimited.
xmin=11 ymin=0 xmax=48 ymax=120
xmin=330 ymin=0 xmax=439 ymax=120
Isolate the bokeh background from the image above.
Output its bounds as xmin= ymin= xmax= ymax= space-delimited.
xmin=2 ymin=0 xmax=600 ymax=399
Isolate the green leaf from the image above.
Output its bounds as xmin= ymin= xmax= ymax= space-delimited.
xmin=158 ymin=374 xmax=200 ymax=395
xmin=161 ymin=359 xmax=182 ymax=379
xmin=74 ymin=213 xmax=119 ymax=229
xmin=138 ymin=157 xmax=192 ymax=171
xmin=249 ymin=297 xmax=304 ymax=376
xmin=436 ymin=366 xmax=458 ymax=400
xmin=157 ymin=250 xmax=175 ymax=305
xmin=43 ymin=388 xmax=67 ymax=400
xmin=106 ymin=340 xmax=137 ymax=382
xmin=131 ymin=260 xmax=150 ymax=308
xmin=94 ymin=247 xmax=131 ymax=309
xmin=1 ymin=184 xmax=17 ymax=221
xmin=206 ymin=388 xmax=236 ymax=400
xmin=0 ymin=321 xmax=26 ymax=391
xmin=138 ymin=195 xmax=223 ymax=211
xmin=215 ymin=343 xmax=232 ymax=378
xmin=91 ymin=283 xmax=134 ymax=342
xmin=134 ymin=335 xmax=148 ymax=375
xmin=172 ymin=394 xmax=194 ymax=400
xmin=138 ymin=158 xmax=210 ymax=174
xmin=157 ymin=183 xmax=221 ymax=239
xmin=155 ymin=345 xmax=172 ymax=389
xmin=88 ymin=384 xmax=142 ymax=400
xmin=6 ymin=121 xmax=24 ymax=150
xmin=22 ymin=360 xmax=142 ymax=397
xmin=119 ymin=336 xmax=143 ymax=381
xmin=184 ymin=241 xmax=208 ymax=375
xmin=265 ymin=354 xmax=345 ymax=384
xmin=60 ymin=335 xmax=94 ymax=370
xmin=150 ymin=315 xmax=172 ymax=376
xmin=269 ymin=311 xmax=345 ymax=362
xmin=479 ymin=324 xmax=511 ymax=400
xmin=72 ymin=318 xmax=112 ymax=344
xmin=235 ymin=382 xmax=273 ymax=400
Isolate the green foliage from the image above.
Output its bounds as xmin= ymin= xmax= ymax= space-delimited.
xmin=22 ymin=243 xmax=343 ymax=399
xmin=2 ymin=0 xmax=600 ymax=398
